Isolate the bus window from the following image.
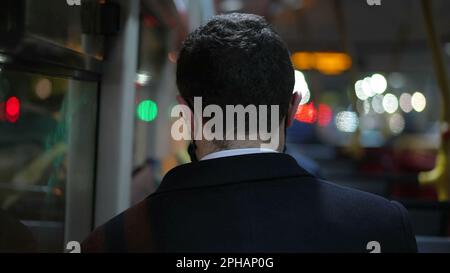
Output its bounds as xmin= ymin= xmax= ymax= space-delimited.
xmin=24 ymin=0 xmax=104 ymax=59
xmin=0 ymin=69 xmax=98 ymax=252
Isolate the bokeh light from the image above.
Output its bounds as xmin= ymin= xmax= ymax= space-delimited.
xmin=355 ymin=80 xmax=368 ymax=101
xmin=295 ymin=103 xmax=317 ymax=124
xmin=382 ymin=93 xmax=399 ymax=114
xmin=6 ymin=96 xmax=20 ymax=123
xmin=335 ymin=111 xmax=359 ymax=133
xmin=137 ymin=100 xmax=158 ymax=122
xmin=370 ymin=74 xmax=387 ymax=94
xmin=318 ymin=104 xmax=333 ymax=127
xmin=293 ymin=70 xmax=311 ymax=105
xmin=372 ymin=95 xmax=385 ymax=114
xmin=362 ymin=77 xmax=376 ymax=98
xmin=136 ymin=72 xmax=151 ymax=86
xmin=411 ymin=92 xmax=427 ymax=112
xmin=35 ymin=78 xmax=53 ymax=100
xmin=389 ymin=113 xmax=405 ymax=135
xmin=399 ymin=93 xmax=413 ymax=113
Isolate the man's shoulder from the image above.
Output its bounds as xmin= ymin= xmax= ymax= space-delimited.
xmin=314 ymin=178 xmax=405 ymax=220
xmin=81 ymin=199 xmax=153 ymax=253
xmin=311 ymin=179 xmax=417 ymax=252
xmin=316 ymin=178 xmax=393 ymax=205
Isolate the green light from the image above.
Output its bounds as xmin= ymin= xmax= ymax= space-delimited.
xmin=137 ymin=100 xmax=158 ymax=122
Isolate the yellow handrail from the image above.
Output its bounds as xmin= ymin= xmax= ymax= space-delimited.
xmin=418 ymin=0 xmax=450 ymax=201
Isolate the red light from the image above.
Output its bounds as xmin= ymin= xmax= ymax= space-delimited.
xmin=318 ymin=104 xmax=333 ymax=127
xmin=295 ymin=103 xmax=317 ymax=124
xmin=6 ymin=96 xmax=20 ymax=123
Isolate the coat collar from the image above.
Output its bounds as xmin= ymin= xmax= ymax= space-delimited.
xmin=155 ymin=153 xmax=313 ymax=194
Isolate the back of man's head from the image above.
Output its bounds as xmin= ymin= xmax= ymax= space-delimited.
xmin=177 ymin=13 xmax=295 ymax=148
xmin=176 ymin=13 xmax=295 ymax=147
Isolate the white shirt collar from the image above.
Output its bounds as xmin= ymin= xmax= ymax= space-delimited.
xmin=201 ymin=148 xmax=278 ymax=161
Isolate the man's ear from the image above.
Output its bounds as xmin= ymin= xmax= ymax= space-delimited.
xmin=286 ymin=92 xmax=301 ymax=128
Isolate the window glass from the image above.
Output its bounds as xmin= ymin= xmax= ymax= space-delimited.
xmin=0 ymin=69 xmax=98 ymax=252
xmin=24 ymin=0 xmax=104 ymax=59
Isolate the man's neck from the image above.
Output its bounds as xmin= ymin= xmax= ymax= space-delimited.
xmin=195 ymin=138 xmax=285 ymax=160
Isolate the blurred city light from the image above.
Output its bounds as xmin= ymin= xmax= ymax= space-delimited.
xmin=295 ymin=103 xmax=317 ymax=124
xmin=291 ymin=52 xmax=352 ymax=75
xmin=382 ymin=93 xmax=399 ymax=114
xmin=389 ymin=113 xmax=405 ymax=135
xmin=0 ymin=54 xmax=9 ymax=63
xmin=371 ymin=94 xmax=385 ymax=114
xmin=318 ymin=104 xmax=333 ymax=127
xmin=399 ymin=93 xmax=413 ymax=113
xmin=314 ymin=53 xmax=352 ymax=75
xmin=370 ymin=74 xmax=387 ymax=94
xmin=355 ymin=80 xmax=368 ymax=101
xmin=295 ymin=103 xmax=333 ymax=126
xmin=35 ymin=78 xmax=53 ymax=100
xmin=293 ymin=70 xmax=311 ymax=105
xmin=6 ymin=96 xmax=20 ymax=123
xmin=136 ymin=72 xmax=151 ymax=86
xmin=137 ymin=100 xmax=158 ymax=122
xmin=411 ymin=92 xmax=427 ymax=112
xmin=362 ymin=77 xmax=376 ymax=97
xmin=355 ymin=74 xmax=388 ymax=102
xmin=291 ymin=52 xmax=312 ymax=70
xmin=335 ymin=111 xmax=359 ymax=133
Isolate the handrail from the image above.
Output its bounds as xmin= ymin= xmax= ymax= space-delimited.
xmin=418 ymin=0 xmax=450 ymax=201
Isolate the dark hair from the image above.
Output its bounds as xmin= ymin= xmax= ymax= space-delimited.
xmin=176 ymin=13 xmax=294 ymax=141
